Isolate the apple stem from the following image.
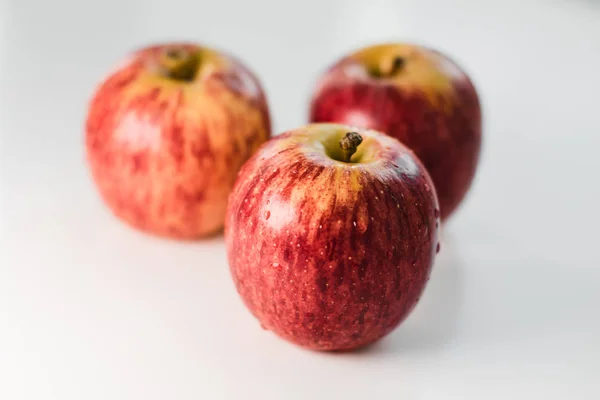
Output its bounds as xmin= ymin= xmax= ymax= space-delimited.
xmin=389 ymin=57 xmax=405 ymax=75
xmin=339 ymin=132 xmax=363 ymax=162
xmin=157 ymin=47 xmax=199 ymax=82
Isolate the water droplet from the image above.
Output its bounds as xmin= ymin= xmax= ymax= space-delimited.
xmin=264 ymin=210 xmax=270 ymax=219
xmin=434 ymin=208 xmax=440 ymax=218
xmin=353 ymin=221 xmax=357 ymax=227
xmin=424 ymin=184 xmax=430 ymax=192
xmin=272 ymin=262 xmax=282 ymax=271
xmin=436 ymin=243 xmax=441 ymax=253
xmin=319 ymin=225 xmax=322 ymax=229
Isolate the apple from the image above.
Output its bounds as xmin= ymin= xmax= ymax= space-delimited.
xmin=309 ymin=43 xmax=481 ymax=220
xmin=85 ymin=42 xmax=271 ymax=239
xmin=225 ymin=123 xmax=440 ymax=351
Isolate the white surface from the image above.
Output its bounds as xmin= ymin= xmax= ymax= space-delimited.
xmin=2 ymin=0 xmax=600 ymax=399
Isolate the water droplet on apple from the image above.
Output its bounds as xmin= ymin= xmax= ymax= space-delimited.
xmin=434 ymin=208 xmax=440 ymax=218
xmin=272 ymin=262 xmax=282 ymax=271
xmin=436 ymin=243 xmax=441 ymax=253
xmin=264 ymin=210 xmax=270 ymax=220
xmin=425 ymin=184 xmax=430 ymax=192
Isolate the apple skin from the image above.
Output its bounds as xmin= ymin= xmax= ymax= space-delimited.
xmin=309 ymin=43 xmax=481 ymax=220
xmin=225 ymin=123 xmax=440 ymax=351
xmin=86 ymin=42 xmax=271 ymax=239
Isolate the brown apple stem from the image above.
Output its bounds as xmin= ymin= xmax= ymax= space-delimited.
xmin=389 ymin=56 xmax=405 ymax=75
xmin=157 ymin=47 xmax=199 ymax=82
xmin=339 ymin=131 xmax=363 ymax=162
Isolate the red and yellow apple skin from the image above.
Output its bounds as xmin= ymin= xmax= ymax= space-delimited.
xmin=225 ymin=124 xmax=440 ymax=351
xmin=309 ymin=43 xmax=481 ymax=220
xmin=86 ymin=43 xmax=271 ymax=239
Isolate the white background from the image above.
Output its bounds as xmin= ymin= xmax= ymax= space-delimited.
xmin=1 ymin=0 xmax=600 ymax=399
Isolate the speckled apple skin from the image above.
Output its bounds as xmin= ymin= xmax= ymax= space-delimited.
xmin=309 ymin=43 xmax=481 ymax=220
xmin=225 ymin=124 xmax=440 ymax=351
xmin=86 ymin=43 xmax=271 ymax=239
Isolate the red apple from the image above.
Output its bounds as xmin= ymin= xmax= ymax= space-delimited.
xmin=85 ymin=42 xmax=271 ymax=239
xmin=225 ymin=123 xmax=440 ymax=351
xmin=309 ymin=43 xmax=481 ymax=220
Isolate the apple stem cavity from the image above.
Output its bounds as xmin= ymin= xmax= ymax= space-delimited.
xmin=370 ymin=56 xmax=406 ymax=79
xmin=157 ymin=47 xmax=200 ymax=82
xmin=339 ymin=131 xmax=363 ymax=162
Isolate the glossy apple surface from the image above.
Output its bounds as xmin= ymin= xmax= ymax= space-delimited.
xmin=309 ymin=43 xmax=481 ymax=220
xmin=225 ymin=123 xmax=440 ymax=351
xmin=86 ymin=42 xmax=271 ymax=239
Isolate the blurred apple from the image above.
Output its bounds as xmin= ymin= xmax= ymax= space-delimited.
xmin=86 ymin=42 xmax=271 ymax=238
xmin=309 ymin=43 xmax=481 ymax=220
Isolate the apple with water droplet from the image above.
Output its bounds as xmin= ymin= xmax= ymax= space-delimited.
xmin=86 ymin=42 xmax=271 ymax=238
xmin=309 ymin=43 xmax=481 ymax=220
xmin=225 ymin=123 xmax=440 ymax=351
